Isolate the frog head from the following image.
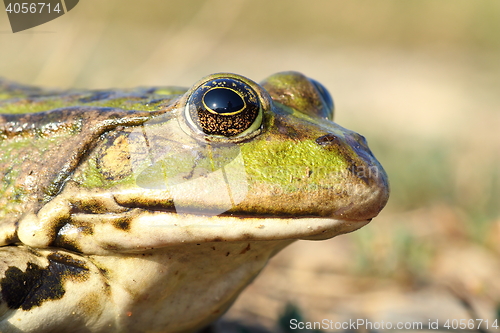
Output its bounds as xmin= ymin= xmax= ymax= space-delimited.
xmin=3 ymin=72 xmax=389 ymax=332
xmin=16 ymin=72 xmax=388 ymax=251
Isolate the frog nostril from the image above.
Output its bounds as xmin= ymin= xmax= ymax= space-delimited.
xmin=315 ymin=134 xmax=339 ymax=146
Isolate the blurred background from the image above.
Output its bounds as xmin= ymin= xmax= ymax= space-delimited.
xmin=1 ymin=1 xmax=499 ymax=332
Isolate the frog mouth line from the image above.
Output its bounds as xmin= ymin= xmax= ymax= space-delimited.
xmin=108 ymin=189 xmax=384 ymax=223
xmin=70 ymin=199 xmax=375 ymax=226
xmin=102 ymin=201 xmax=375 ymax=221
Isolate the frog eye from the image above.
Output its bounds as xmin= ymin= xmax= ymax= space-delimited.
xmin=185 ymin=78 xmax=262 ymax=138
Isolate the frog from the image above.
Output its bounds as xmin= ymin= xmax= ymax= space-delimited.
xmin=0 ymin=71 xmax=389 ymax=333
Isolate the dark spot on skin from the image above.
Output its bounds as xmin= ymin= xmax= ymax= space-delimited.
xmin=112 ymin=217 xmax=131 ymax=231
xmin=45 ymin=216 xmax=73 ymax=247
xmin=1 ymin=263 xmax=44 ymax=310
xmin=80 ymin=224 xmax=94 ymax=235
xmin=48 ymin=253 xmax=89 ymax=278
xmin=116 ymin=199 xmax=176 ymax=212
xmin=2 ymin=233 xmax=19 ymax=245
xmin=71 ymin=198 xmax=111 ymax=214
xmin=53 ymin=234 xmax=83 ymax=254
xmin=226 ymin=252 xmax=230 ymax=256
xmin=102 ymin=243 xmax=120 ymax=251
xmin=240 ymin=243 xmax=251 ymax=255
xmin=97 ymin=267 xmax=108 ymax=277
xmin=0 ymin=252 xmax=89 ymax=311
xmin=211 ymin=237 xmax=223 ymax=242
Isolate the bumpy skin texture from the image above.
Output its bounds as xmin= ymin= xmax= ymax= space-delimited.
xmin=0 ymin=72 xmax=389 ymax=333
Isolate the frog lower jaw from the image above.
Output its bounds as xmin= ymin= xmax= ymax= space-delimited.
xmin=18 ymin=206 xmax=370 ymax=255
xmin=122 ymin=212 xmax=371 ymax=243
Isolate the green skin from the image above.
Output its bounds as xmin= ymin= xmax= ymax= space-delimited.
xmin=0 ymin=72 xmax=389 ymax=333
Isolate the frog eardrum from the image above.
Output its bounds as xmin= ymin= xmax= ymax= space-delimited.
xmin=185 ymin=77 xmax=263 ymax=138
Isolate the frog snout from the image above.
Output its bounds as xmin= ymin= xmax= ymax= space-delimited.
xmin=315 ymin=132 xmax=389 ymax=221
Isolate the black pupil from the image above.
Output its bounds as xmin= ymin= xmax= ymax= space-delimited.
xmin=203 ymin=88 xmax=244 ymax=114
